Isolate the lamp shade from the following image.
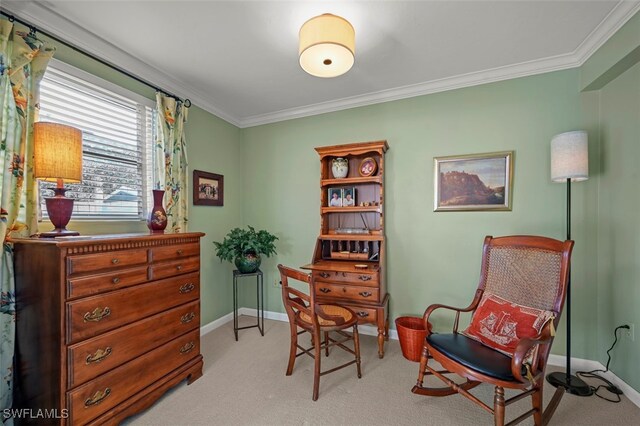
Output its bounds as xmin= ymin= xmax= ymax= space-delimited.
xmin=550 ymin=130 xmax=588 ymax=182
xmin=299 ymin=13 xmax=355 ymax=78
xmin=34 ymin=122 xmax=83 ymax=183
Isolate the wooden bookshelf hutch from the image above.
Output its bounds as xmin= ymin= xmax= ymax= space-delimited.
xmin=302 ymin=140 xmax=390 ymax=358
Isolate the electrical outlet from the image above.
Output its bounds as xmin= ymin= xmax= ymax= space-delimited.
xmin=623 ymin=324 xmax=635 ymax=342
xmin=273 ymin=279 xmax=282 ymax=288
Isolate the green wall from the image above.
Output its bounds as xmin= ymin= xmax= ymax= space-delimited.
xmin=582 ymin=11 xmax=640 ymax=391
xmin=240 ymin=69 xmax=599 ymax=361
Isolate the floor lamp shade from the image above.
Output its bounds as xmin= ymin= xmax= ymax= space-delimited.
xmin=33 ymin=122 xmax=83 ymax=238
xmin=551 ymin=131 xmax=589 ymax=182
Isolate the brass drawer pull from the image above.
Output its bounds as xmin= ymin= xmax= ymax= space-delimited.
xmin=112 ymin=277 xmax=120 ymax=284
xmin=111 ymin=258 xmax=119 ymax=265
xmin=180 ymin=341 xmax=195 ymax=354
xmin=86 ymin=347 xmax=112 ymax=364
xmin=359 ymin=291 xmax=372 ymax=298
xmin=359 ymin=275 xmax=372 ymax=281
xmin=84 ymin=307 xmax=111 ymax=322
xmin=319 ymin=272 xmax=330 ymax=278
xmin=179 ymin=283 xmax=195 ymax=294
xmin=176 ymin=265 xmax=183 ymax=271
xmin=84 ymin=388 xmax=111 ymax=407
xmin=356 ymin=311 xmax=369 ymax=318
xmin=181 ymin=312 xmax=196 ymax=323
xmin=319 ymin=288 xmax=331 ymax=293
xmin=177 ymin=249 xmax=184 ymax=255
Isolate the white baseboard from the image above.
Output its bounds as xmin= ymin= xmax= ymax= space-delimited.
xmin=200 ymin=309 xmax=639 ymax=408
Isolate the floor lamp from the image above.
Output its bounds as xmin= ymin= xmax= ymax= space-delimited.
xmin=546 ymin=130 xmax=593 ymax=396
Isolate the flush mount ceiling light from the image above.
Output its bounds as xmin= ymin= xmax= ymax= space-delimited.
xmin=299 ymin=13 xmax=355 ymax=78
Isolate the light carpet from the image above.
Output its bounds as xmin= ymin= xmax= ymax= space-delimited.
xmin=125 ymin=317 xmax=640 ymax=425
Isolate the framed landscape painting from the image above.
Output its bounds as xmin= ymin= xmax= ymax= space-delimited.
xmin=434 ymin=151 xmax=513 ymax=211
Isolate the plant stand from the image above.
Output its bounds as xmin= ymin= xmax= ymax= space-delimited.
xmin=233 ymin=269 xmax=264 ymax=341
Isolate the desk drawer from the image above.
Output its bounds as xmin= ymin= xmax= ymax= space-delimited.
xmin=68 ymin=301 xmax=199 ymax=387
xmin=314 ymin=282 xmax=379 ymax=303
xmin=66 ymin=272 xmax=199 ymax=344
xmin=151 ymin=243 xmax=200 ymax=263
xmin=151 ymin=257 xmax=200 ymax=280
xmin=67 ymin=266 xmax=149 ymax=299
xmin=312 ymin=270 xmax=378 ymax=287
xmin=67 ymin=329 xmax=200 ymax=426
xmin=68 ymin=249 xmax=148 ymax=275
xmin=342 ymin=304 xmax=378 ymax=325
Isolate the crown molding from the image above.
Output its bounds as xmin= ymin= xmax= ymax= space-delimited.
xmin=238 ymin=1 xmax=640 ymax=128
xmin=1 ymin=1 xmax=242 ymax=127
xmin=574 ymin=0 xmax=640 ymax=65
xmin=3 ymin=1 xmax=638 ymax=129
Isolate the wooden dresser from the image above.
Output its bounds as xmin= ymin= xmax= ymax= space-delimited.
xmin=302 ymin=141 xmax=389 ymax=358
xmin=13 ymin=233 xmax=205 ymax=425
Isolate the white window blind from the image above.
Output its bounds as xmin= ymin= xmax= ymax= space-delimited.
xmin=38 ymin=62 xmax=155 ymax=220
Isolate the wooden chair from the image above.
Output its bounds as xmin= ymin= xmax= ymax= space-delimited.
xmin=412 ymin=236 xmax=574 ymax=426
xmin=278 ymin=264 xmax=362 ymax=401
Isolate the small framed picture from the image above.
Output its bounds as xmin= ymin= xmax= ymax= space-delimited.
xmin=359 ymin=157 xmax=377 ymax=177
xmin=342 ymin=187 xmax=356 ymax=207
xmin=328 ymin=188 xmax=343 ymax=207
xmin=193 ymin=170 xmax=224 ymax=206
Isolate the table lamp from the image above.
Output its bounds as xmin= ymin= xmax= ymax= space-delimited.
xmin=34 ymin=122 xmax=83 ymax=238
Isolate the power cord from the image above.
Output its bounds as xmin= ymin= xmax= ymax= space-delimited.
xmin=576 ymin=324 xmax=629 ymax=403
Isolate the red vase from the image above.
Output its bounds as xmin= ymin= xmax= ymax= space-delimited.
xmin=147 ymin=189 xmax=168 ymax=234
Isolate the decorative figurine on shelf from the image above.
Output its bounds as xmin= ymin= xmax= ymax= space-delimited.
xmin=147 ymin=189 xmax=168 ymax=233
xmin=331 ymin=157 xmax=349 ymax=178
xmin=213 ymin=226 xmax=278 ymax=273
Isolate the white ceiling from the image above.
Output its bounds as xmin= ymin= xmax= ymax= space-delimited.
xmin=4 ymin=1 xmax=640 ymax=127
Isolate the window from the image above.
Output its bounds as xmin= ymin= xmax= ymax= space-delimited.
xmin=38 ymin=60 xmax=155 ymax=220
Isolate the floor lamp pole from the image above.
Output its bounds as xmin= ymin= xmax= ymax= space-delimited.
xmin=546 ymin=178 xmax=593 ymax=396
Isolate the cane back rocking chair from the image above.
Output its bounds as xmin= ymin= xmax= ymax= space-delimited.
xmin=412 ymin=235 xmax=574 ymax=426
xmin=278 ymin=265 xmax=362 ymax=401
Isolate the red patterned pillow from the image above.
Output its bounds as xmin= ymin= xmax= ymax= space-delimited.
xmin=462 ymin=293 xmax=555 ymax=358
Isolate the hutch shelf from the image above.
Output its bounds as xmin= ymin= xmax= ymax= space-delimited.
xmin=302 ymin=140 xmax=390 ymax=358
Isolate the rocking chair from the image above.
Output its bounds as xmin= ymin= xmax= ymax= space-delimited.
xmin=412 ymin=235 xmax=574 ymax=426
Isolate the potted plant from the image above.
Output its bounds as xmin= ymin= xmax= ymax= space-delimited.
xmin=213 ymin=226 xmax=278 ymax=273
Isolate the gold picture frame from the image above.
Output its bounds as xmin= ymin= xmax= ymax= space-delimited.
xmin=434 ymin=151 xmax=513 ymax=211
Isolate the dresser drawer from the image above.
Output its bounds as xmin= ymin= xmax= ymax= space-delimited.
xmin=67 ymin=249 xmax=149 ymax=275
xmin=67 ymin=301 xmax=199 ymax=387
xmin=151 ymin=256 xmax=200 ymax=280
xmin=67 ymin=329 xmax=200 ymax=425
xmin=67 ymin=266 xmax=149 ymax=299
xmin=342 ymin=304 xmax=378 ymax=325
xmin=66 ymin=272 xmax=200 ymax=344
xmin=151 ymin=243 xmax=200 ymax=263
xmin=312 ymin=270 xmax=378 ymax=287
xmin=315 ymin=282 xmax=379 ymax=302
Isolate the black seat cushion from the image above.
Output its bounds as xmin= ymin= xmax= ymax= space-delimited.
xmin=428 ymin=333 xmax=523 ymax=382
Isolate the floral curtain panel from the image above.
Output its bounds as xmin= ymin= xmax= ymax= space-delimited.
xmin=0 ymin=19 xmax=54 ymax=415
xmin=154 ymin=93 xmax=189 ymax=233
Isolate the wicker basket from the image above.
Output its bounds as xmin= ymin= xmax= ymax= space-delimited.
xmin=395 ymin=316 xmax=430 ymax=362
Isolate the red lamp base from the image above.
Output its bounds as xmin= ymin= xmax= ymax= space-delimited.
xmin=40 ymin=188 xmax=79 ymax=238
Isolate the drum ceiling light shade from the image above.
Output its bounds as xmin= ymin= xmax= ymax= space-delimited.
xmin=299 ymin=13 xmax=355 ymax=78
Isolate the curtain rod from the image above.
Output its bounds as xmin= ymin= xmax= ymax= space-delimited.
xmin=0 ymin=9 xmax=191 ymax=107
